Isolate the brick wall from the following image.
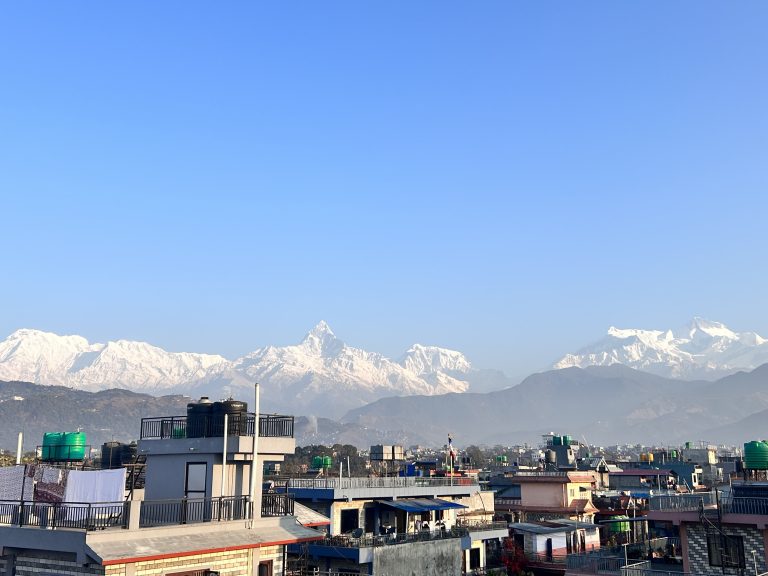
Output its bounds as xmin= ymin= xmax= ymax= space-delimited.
xmin=129 ymin=548 xmax=253 ymax=575
xmin=686 ymin=523 xmax=766 ymax=576
xmin=13 ymin=556 xmax=105 ymax=576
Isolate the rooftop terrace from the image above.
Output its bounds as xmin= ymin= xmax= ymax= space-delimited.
xmin=0 ymin=493 xmax=294 ymax=532
xmin=139 ymin=413 xmax=294 ymax=440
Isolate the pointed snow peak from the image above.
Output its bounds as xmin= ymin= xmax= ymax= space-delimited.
xmin=308 ymin=320 xmax=335 ymax=338
xmin=300 ymin=321 xmax=343 ymax=356
xmin=688 ymin=317 xmax=737 ymax=339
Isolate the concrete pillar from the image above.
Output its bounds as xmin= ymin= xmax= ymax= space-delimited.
xmin=680 ymin=523 xmax=690 ymax=574
xmin=128 ymin=500 xmax=142 ymax=531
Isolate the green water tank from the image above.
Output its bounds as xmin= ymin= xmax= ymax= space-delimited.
xmin=322 ymin=456 xmax=333 ymax=469
xmin=61 ymin=432 xmax=87 ymax=460
xmin=669 ymin=449 xmax=678 ymax=459
xmin=563 ymin=435 xmax=573 ymax=445
xmin=42 ymin=433 xmax=64 ymax=461
xmin=744 ymin=441 xmax=768 ymax=470
xmin=609 ymin=515 xmax=630 ymax=533
xmin=553 ymin=436 xmax=562 ymax=446
xmin=501 ymin=455 xmax=508 ymax=463
xmin=685 ymin=441 xmax=692 ymax=449
xmin=312 ymin=456 xmax=323 ymax=469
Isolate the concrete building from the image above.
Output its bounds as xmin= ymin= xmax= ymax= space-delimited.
xmin=491 ymin=471 xmax=598 ymax=523
xmin=608 ymin=469 xmax=677 ymax=492
xmin=0 ymin=407 xmax=323 ymax=576
xmin=285 ymin=475 xmax=508 ymax=575
xmin=509 ymin=519 xmax=600 ymax=560
xmin=646 ymin=483 xmax=768 ymax=576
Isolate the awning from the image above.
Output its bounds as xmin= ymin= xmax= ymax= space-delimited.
xmin=431 ymin=498 xmax=467 ymax=510
xmin=378 ymin=498 xmax=468 ymax=513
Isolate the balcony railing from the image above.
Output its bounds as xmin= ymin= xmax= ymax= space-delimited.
xmin=649 ymin=492 xmax=717 ymax=512
xmin=461 ymin=520 xmax=509 ymax=532
xmin=139 ymin=413 xmax=294 ymax=440
xmin=650 ymin=493 xmax=768 ymax=517
xmin=0 ymin=493 xmax=294 ymax=531
xmin=139 ymin=495 xmax=251 ymax=527
xmin=285 ymin=476 xmax=478 ymax=490
xmin=0 ymin=500 xmax=127 ymax=530
xmin=262 ymin=492 xmax=294 ymax=517
xmin=312 ymin=526 xmax=469 ymax=549
xmin=566 ymin=538 xmax=682 ymax=575
xmin=721 ymin=496 xmax=768 ymax=515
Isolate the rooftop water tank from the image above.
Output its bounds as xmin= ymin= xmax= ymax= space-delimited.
xmin=212 ymin=399 xmax=248 ymax=436
xmin=121 ymin=441 xmax=138 ymax=465
xmin=187 ymin=396 xmax=214 ymax=438
xmin=609 ymin=515 xmax=630 ymax=533
xmin=101 ymin=441 xmax=123 ymax=469
xmin=311 ymin=456 xmax=324 ymax=469
xmin=41 ymin=433 xmax=63 ymax=461
xmin=744 ymin=441 xmax=768 ymax=470
xmin=62 ymin=432 xmax=87 ymax=461
xmin=322 ymin=456 xmax=333 ymax=469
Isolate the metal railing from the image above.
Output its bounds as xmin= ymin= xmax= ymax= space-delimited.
xmin=311 ymin=526 xmax=469 ymax=548
xmin=35 ymin=444 xmax=93 ymax=462
xmin=286 ymin=476 xmax=478 ymax=490
xmin=461 ymin=520 xmax=509 ymax=532
xmin=621 ymin=564 xmax=726 ymax=576
xmin=139 ymin=413 xmax=294 ymax=440
xmin=0 ymin=500 xmax=127 ymax=530
xmin=721 ymin=496 xmax=768 ymax=516
xmin=526 ymin=552 xmax=568 ymax=564
xmin=262 ymin=492 xmax=294 ymax=517
xmin=567 ymin=538 xmax=682 ymax=575
xmin=649 ymin=492 xmax=717 ymax=512
xmin=0 ymin=492 xmax=295 ymax=531
xmin=139 ymin=495 xmax=250 ymax=527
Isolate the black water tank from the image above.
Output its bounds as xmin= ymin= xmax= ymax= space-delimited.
xmin=101 ymin=442 xmax=123 ymax=469
xmin=187 ymin=396 xmax=214 ymax=438
xmin=211 ymin=399 xmax=248 ymax=436
xmin=121 ymin=441 xmax=138 ymax=465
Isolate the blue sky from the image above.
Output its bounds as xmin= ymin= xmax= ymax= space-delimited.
xmin=1 ymin=2 xmax=766 ymax=379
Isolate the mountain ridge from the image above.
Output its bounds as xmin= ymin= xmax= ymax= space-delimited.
xmin=0 ymin=323 xmax=476 ymax=418
xmin=554 ymin=318 xmax=768 ymax=380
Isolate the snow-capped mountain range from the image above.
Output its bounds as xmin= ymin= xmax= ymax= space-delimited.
xmin=554 ymin=318 xmax=768 ymax=379
xmin=0 ymin=322 xmax=471 ymax=417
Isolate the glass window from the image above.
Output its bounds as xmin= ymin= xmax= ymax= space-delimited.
xmin=707 ymin=534 xmax=745 ymax=569
xmin=186 ymin=462 xmax=207 ymax=498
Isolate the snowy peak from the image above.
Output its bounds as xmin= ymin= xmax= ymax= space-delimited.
xmin=555 ymin=318 xmax=768 ymax=380
xmin=0 ymin=323 xmax=473 ymax=417
xmin=399 ymin=344 xmax=471 ymax=376
xmin=299 ymin=321 xmax=344 ymax=357
xmin=684 ymin=317 xmax=738 ymax=340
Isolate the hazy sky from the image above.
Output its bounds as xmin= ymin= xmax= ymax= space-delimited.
xmin=1 ymin=2 xmax=766 ymax=380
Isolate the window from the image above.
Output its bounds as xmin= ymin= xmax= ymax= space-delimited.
xmin=340 ymin=508 xmax=359 ymax=533
xmin=707 ymin=534 xmax=745 ymax=569
xmin=185 ymin=462 xmax=207 ymax=499
xmin=469 ymin=547 xmax=481 ymax=569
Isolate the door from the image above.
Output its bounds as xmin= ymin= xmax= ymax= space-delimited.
xmin=546 ymin=538 xmax=553 ymax=561
xmin=185 ymin=462 xmax=208 ymax=522
xmin=258 ymin=560 xmax=273 ymax=576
